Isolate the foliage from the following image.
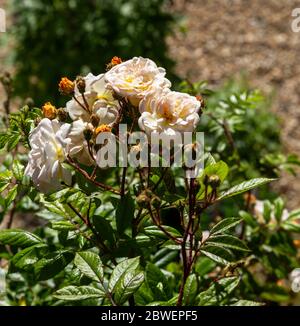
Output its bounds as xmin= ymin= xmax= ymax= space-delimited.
xmin=8 ymin=0 xmax=176 ymax=105
xmin=0 ymin=69 xmax=300 ymax=306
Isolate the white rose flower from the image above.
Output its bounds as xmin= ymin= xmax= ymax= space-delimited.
xmin=138 ymin=89 xmax=201 ymax=136
xmin=105 ymin=57 xmax=171 ymax=106
xmin=24 ymin=118 xmax=71 ymax=193
xmin=66 ymin=73 xmax=119 ymax=125
xmin=65 ymin=120 xmax=95 ymax=166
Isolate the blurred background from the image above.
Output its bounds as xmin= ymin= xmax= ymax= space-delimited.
xmin=0 ymin=0 xmax=299 ymax=207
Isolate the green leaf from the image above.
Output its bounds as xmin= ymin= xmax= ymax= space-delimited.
xmin=232 ymin=300 xmax=263 ymax=306
xmin=7 ymin=133 xmax=21 ymax=151
xmin=12 ymin=160 xmax=24 ymax=181
xmin=274 ymin=197 xmax=284 ymax=222
xmin=0 ymin=229 xmax=43 ymax=247
xmin=197 ymin=276 xmax=240 ymax=305
xmin=144 ymin=225 xmax=182 ymax=239
xmin=115 ymin=192 xmax=135 ymax=235
xmin=210 ymin=217 xmax=242 ymax=235
xmin=206 ymin=235 xmax=249 ymax=252
xmin=145 ymin=263 xmax=171 ymax=301
xmin=195 ymin=257 xmax=216 ymax=276
xmin=109 ymin=257 xmax=140 ymax=292
xmin=74 ymin=251 xmax=103 ymax=283
xmin=183 ymin=274 xmax=197 ymax=306
xmin=54 ymin=285 xmax=104 ymax=301
xmin=5 ymin=185 xmax=18 ymax=208
xmin=0 ymin=170 xmax=12 ymax=183
xmin=281 ymin=221 xmax=300 ymax=233
xmin=92 ymin=216 xmax=115 ymax=246
xmin=50 ymin=221 xmax=76 ymax=231
xmin=34 ymin=250 xmax=74 ymax=280
xmin=200 ymin=245 xmax=234 ymax=266
xmin=11 ymin=244 xmax=47 ymax=269
xmin=217 ymin=178 xmax=275 ymax=201
xmin=0 ymin=183 xmax=9 ymax=193
xmin=114 ymin=270 xmax=144 ymax=305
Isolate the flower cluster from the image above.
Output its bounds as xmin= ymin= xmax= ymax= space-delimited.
xmin=25 ymin=57 xmax=203 ymax=193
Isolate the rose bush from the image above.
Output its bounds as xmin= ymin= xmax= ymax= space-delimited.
xmin=0 ymin=57 xmax=300 ymax=306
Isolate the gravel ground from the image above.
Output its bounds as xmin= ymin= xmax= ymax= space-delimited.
xmin=168 ymin=0 xmax=300 ymax=208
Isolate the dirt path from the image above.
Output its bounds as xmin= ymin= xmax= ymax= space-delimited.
xmin=168 ymin=0 xmax=300 ymax=208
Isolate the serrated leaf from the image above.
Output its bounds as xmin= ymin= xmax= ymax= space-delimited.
xmin=74 ymin=251 xmax=103 ymax=283
xmin=197 ymin=276 xmax=240 ymax=305
xmin=109 ymin=257 xmax=140 ymax=292
xmin=217 ymin=178 xmax=275 ymax=201
xmin=200 ymin=245 xmax=234 ymax=266
xmin=0 ymin=229 xmax=43 ymax=247
xmin=114 ymin=270 xmax=144 ymax=305
xmin=183 ymin=274 xmax=197 ymax=306
xmin=54 ymin=285 xmax=104 ymax=301
xmin=207 ymin=235 xmax=249 ymax=252
xmin=210 ymin=217 xmax=242 ymax=235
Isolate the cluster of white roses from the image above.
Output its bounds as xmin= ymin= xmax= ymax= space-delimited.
xmin=25 ymin=57 xmax=202 ymax=193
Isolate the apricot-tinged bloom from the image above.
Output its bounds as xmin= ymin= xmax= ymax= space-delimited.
xmin=138 ymin=89 xmax=201 ymax=136
xmin=65 ymin=73 xmax=119 ymax=125
xmin=105 ymin=57 xmax=171 ymax=106
xmin=59 ymin=77 xmax=74 ymax=95
xmin=42 ymin=102 xmax=57 ymax=120
xmin=24 ymin=118 xmax=71 ymax=193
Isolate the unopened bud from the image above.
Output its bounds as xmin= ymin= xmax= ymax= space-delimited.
xmin=42 ymin=102 xmax=57 ymax=120
xmin=196 ymin=95 xmax=205 ymax=107
xmin=57 ymin=108 xmax=69 ymax=122
xmin=95 ymin=124 xmax=112 ymax=135
xmin=90 ymin=114 xmax=100 ymax=127
xmin=106 ymin=56 xmax=122 ymax=71
xmin=205 ymin=174 xmax=221 ymax=189
xmin=58 ymin=77 xmax=74 ymax=95
xmin=136 ymin=189 xmax=152 ymax=208
xmin=151 ymin=195 xmax=161 ymax=209
xmin=83 ymin=127 xmax=94 ymax=141
xmin=76 ymin=76 xmax=86 ymax=94
xmin=293 ymin=239 xmax=300 ymax=248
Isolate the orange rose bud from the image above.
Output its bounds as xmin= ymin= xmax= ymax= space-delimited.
xmin=293 ymin=239 xmax=300 ymax=248
xmin=42 ymin=102 xmax=57 ymax=120
xmin=59 ymin=77 xmax=74 ymax=95
xmin=196 ymin=95 xmax=205 ymax=107
xmin=95 ymin=124 xmax=112 ymax=135
xmin=106 ymin=56 xmax=122 ymax=71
